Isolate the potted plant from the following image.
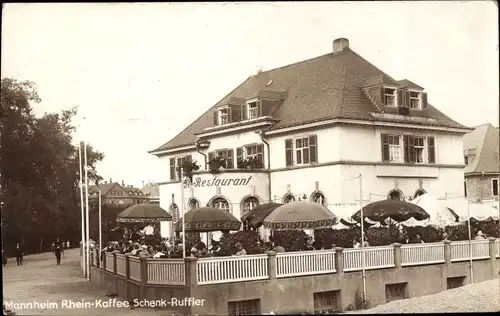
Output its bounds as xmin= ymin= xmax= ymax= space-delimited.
xmin=237 ymin=157 xmax=264 ymax=170
xmin=176 ymin=160 xmax=201 ymax=182
xmin=208 ymin=156 xmax=227 ymax=174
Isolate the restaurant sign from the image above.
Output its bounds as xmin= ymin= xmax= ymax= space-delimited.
xmin=189 ymin=176 xmax=252 ymax=188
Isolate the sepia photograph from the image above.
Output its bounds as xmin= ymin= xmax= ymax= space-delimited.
xmin=1 ymin=1 xmax=499 ymax=315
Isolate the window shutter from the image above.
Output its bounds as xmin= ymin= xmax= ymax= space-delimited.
xmin=427 ymin=137 xmax=436 ymax=164
xmin=380 ymin=87 xmax=386 ymax=106
xmin=403 ymin=135 xmax=410 ymax=163
xmin=186 ymin=155 xmax=192 ymax=163
xmin=408 ymin=136 xmax=416 ymax=163
xmin=285 ymin=139 xmax=293 ymax=167
xmin=309 ymin=135 xmax=318 ymax=163
xmin=257 ymin=143 xmax=264 ymax=166
xmin=241 ymin=104 xmax=247 ymax=120
xmin=213 ymin=111 xmax=218 ymax=125
xmin=231 ymin=105 xmax=240 ymax=122
xmin=258 ymin=100 xmax=262 ymax=117
xmin=227 ymin=107 xmax=232 ymax=123
xmin=208 ymin=152 xmax=214 ymax=162
xmin=381 ymin=134 xmax=390 ymax=162
xmin=404 ymin=90 xmax=410 ymax=108
xmin=397 ymin=90 xmax=403 ymax=107
xmin=236 ymin=147 xmax=243 ymax=168
xmin=227 ymin=149 xmax=234 ymax=169
xmin=169 ymin=158 xmax=176 ymax=181
xmin=422 ymin=92 xmax=428 ymax=109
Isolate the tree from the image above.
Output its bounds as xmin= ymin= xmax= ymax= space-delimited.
xmin=0 ymin=78 xmax=104 ymax=255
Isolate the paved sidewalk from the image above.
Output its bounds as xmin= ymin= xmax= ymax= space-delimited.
xmin=3 ymin=249 xmax=174 ymax=315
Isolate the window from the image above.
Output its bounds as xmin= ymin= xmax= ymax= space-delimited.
xmin=216 ymin=149 xmax=234 ymax=169
xmin=409 ymin=91 xmax=421 ymax=109
xmin=228 ymin=299 xmax=260 ymax=316
xmin=447 ymin=276 xmax=465 ymax=290
xmin=464 ymin=156 xmax=468 ymax=165
xmin=383 ymin=88 xmax=396 ymax=106
xmin=493 ymin=179 xmax=499 ymax=196
xmin=242 ymin=197 xmax=259 ymax=217
xmin=169 ymin=155 xmax=192 ymax=181
xmin=247 ymin=101 xmax=260 ymax=120
xmin=311 ymin=192 xmax=326 ymax=206
xmin=388 ymin=190 xmax=404 ymax=201
xmin=188 ymin=198 xmax=200 ymax=210
xmin=170 ymin=203 xmax=180 ymax=223
xmin=285 ymin=135 xmax=318 ymax=167
xmin=413 ymin=137 xmax=425 ymax=163
xmin=385 ymin=283 xmax=407 ymax=303
xmin=382 ymin=134 xmax=435 ymax=164
xmin=219 ymin=108 xmax=229 ymax=125
xmin=119 ymin=200 xmax=124 ymax=205
xmin=464 ymin=180 xmax=467 ymax=197
xmin=313 ymin=291 xmax=340 ymax=314
xmin=283 ymin=194 xmax=295 ymax=204
xmin=212 ymin=197 xmax=230 ymax=212
xmin=381 ymin=134 xmax=402 ymax=163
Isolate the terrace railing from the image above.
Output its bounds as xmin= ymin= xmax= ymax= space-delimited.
xmin=98 ymin=238 xmax=499 ymax=286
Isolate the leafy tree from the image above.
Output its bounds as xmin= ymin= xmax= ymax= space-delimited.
xmin=0 ymin=78 xmax=104 ymax=255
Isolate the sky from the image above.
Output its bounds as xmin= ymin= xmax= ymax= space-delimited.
xmin=2 ymin=2 xmax=498 ymax=188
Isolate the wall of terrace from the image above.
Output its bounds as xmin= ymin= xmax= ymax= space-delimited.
xmin=89 ymin=238 xmax=499 ymax=315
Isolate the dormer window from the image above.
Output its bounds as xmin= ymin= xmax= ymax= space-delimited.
xmin=248 ymin=102 xmax=259 ymax=119
xmin=219 ymin=108 xmax=229 ymax=125
xmin=383 ymin=88 xmax=396 ymax=106
xmin=409 ymin=91 xmax=421 ymax=109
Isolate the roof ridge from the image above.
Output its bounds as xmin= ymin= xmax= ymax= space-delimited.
xmin=149 ymin=75 xmax=253 ymax=153
xmin=261 ymin=50 xmax=344 ymax=75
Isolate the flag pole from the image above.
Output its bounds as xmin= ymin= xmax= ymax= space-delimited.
xmin=181 ymin=169 xmax=186 ymax=259
xmin=84 ymin=141 xmax=90 ymax=281
xmin=99 ymin=189 xmax=102 ymax=258
xmin=466 ymin=197 xmax=473 ymax=284
xmin=359 ymin=173 xmax=367 ymax=305
xmin=78 ymin=141 xmax=86 ymax=278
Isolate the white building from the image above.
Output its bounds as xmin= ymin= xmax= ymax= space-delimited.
xmin=149 ymin=38 xmax=471 ymax=237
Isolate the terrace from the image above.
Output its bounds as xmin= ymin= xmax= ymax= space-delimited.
xmin=91 ymin=238 xmax=499 ymax=314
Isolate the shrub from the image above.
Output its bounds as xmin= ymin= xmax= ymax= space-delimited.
xmin=404 ymin=226 xmax=441 ymax=243
xmin=219 ymin=230 xmax=260 ymax=255
xmin=184 ymin=232 xmax=201 ymax=250
xmin=366 ymin=226 xmax=401 ymax=246
xmin=273 ymin=230 xmax=308 ymax=251
xmin=314 ymin=227 xmax=360 ymax=249
xmin=444 ymin=225 xmax=469 ymax=241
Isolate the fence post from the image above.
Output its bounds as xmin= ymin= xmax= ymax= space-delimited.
xmin=267 ymin=251 xmax=277 ymax=279
xmin=444 ymin=240 xmax=452 ymax=265
xmin=113 ymin=253 xmax=118 ymax=294
xmin=139 ymin=257 xmax=148 ymax=300
xmin=392 ymin=243 xmax=402 ymax=268
xmin=334 ymin=247 xmax=344 ymax=274
xmin=125 ymin=254 xmax=130 ymax=301
xmin=487 ymin=238 xmax=498 ymax=277
xmin=184 ymin=257 xmax=199 ymax=286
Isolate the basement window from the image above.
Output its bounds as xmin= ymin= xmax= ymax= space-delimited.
xmin=313 ymin=290 xmax=340 ymax=313
xmin=385 ymin=282 xmax=408 ymax=303
xmin=228 ymin=299 xmax=260 ymax=316
xmin=447 ymin=276 xmax=465 ymax=290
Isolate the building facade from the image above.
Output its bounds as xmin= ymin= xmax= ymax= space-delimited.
xmin=150 ymin=38 xmax=470 ymax=237
xmin=88 ymin=179 xmax=150 ymax=206
xmin=463 ymin=123 xmax=499 ymax=208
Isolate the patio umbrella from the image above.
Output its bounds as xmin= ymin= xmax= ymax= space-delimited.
xmin=116 ymin=204 xmax=172 ymax=223
xmin=351 ymin=199 xmax=430 ymax=223
xmin=241 ymin=202 xmax=283 ymax=229
xmin=262 ymin=201 xmax=337 ymax=231
xmin=174 ymin=207 xmax=241 ymax=232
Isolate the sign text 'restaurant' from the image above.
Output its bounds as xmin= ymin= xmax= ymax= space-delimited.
xmin=191 ymin=176 xmax=252 ymax=188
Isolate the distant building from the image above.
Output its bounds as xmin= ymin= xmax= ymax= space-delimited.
xmin=88 ymin=179 xmax=150 ymax=206
xmin=141 ymin=181 xmax=160 ymax=205
xmin=463 ymin=123 xmax=499 ymax=207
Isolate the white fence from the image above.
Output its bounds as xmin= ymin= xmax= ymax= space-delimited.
xmin=147 ymin=259 xmax=185 ymax=285
xmin=277 ymin=250 xmax=336 ymax=278
xmin=401 ymin=243 xmax=445 ymax=266
xmin=197 ymin=254 xmax=268 ymax=285
xmin=128 ymin=257 xmax=141 ymax=282
xmin=451 ymin=240 xmax=490 ymax=262
xmin=115 ymin=254 xmax=126 ymax=276
xmin=343 ymin=246 xmax=395 ymax=272
xmin=104 ymin=253 xmax=114 ymax=273
xmin=496 ymin=239 xmax=499 ymax=258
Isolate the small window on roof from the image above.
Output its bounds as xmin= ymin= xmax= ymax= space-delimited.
xmin=266 ymin=80 xmax=273 ymax=86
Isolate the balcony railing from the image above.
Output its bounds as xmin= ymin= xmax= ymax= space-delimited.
xmin=97 ymin=238 xmax=499 ymax=286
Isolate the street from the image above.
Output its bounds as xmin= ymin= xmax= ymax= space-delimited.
xmin=2 ymin=249 xmax=175 ymax=315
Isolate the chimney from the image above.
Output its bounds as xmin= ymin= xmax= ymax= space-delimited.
xmin=333 ymin=38 xmax=349 ymax=54
xmin=122 ymin=180 xmax=125 ymax=186
xmin=109 ymin=178 xmax=112 ymax=184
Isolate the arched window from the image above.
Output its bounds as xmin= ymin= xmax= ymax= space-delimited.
xmin=311 ymin=192 xmax=326 ymax=206
xmin=169 ymin=203 xmax=180 ymax=223
xmin=242 ymin=196 xmax=259 ymax=217
xmin=413 ymin=189 xmax=426 ymax=199
xmin=188 ymin=198 xmax=200 ymax=210
xmin=211 ymin=197 xmax=230 ymax=212
xmin=388 ymin=190 xmax=404 ymax=201
xmin=283 ymin=194 xmax=295 ymax=204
